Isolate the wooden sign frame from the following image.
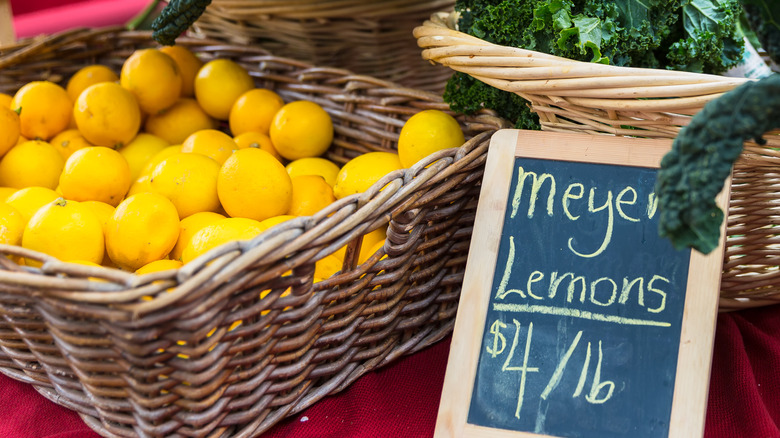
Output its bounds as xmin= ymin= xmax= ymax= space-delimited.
xmin=435 ymin=129 xmax=730 ymax=438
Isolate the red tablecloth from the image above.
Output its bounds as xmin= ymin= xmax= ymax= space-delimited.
xmin=2 ymin=303 xmax=780 ymax=437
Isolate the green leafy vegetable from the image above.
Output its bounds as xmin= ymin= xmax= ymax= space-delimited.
xmin=656 ymin=0 xmax=780 ymax=254
xmin=446 ymin=0 xmax=745 ymax=128
xmin=151 ymin=0 xmax=212 ymax=46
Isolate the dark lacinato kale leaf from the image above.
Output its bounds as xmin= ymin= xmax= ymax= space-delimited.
xmin=656 ymin=73 xmax=780 ymax=254
xmin=151 ymin=0 xmax=212 ymax=46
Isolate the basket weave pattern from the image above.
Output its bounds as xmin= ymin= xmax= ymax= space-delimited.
xmin=181 ymin=0 xmax=457 ymax=92
xmin=0 ymin=27 xmax=509 ymax=437
xmin=414 ymin=12 xmax=780 ymax=311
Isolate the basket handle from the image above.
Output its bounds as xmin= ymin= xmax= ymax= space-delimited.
xmin=0 ymin=0 xmax=14 ymax=45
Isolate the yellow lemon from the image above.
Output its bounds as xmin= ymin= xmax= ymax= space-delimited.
xmin=314 ymin=253 xmax=342 ymax=280
xmin=285 ymin=157 xmax=340 ymax=187
xmin=0 ymin=187 xmax=17 ymax=202
xmin=49 ymin=129 xmax=93 ymax=160
xmin=144 ymin=98 xmax=217 ymax=145
xmin=359 ymin=236 xmax=386 ymax=264
xmin=269 ymin=100 xmax=333 ymax=161
xmin=233 ymin=131 xmax=282 ymax=161
xmin=127 ymin=174 xmax=155 ymax=197
xmin=257 ymin=214 xmax=296 ymax=233
xmin=59 ymin=146 xmax=132 ymax=207
xmin=136 ymin=258 xmax=183 ymax=275
xmin=229 ymin=88 xmax=285 ymax=136
xmin=217 ymin=148 xmax=292 ymax=221
xmin=331 ymin=226 xmax=387 ymax=263
xmin=194 ymin=59 xmax=255 ymax=120
xmin=332 ymin=152 xmax=403 ymax=199
xmin=22 ymin=198 xmax=105 ymax=267
xmin=181 ymin=129 xmax=237 ymax=165
xmin=181 ymin=217 xmax=263 ymax=264
xmin=138 ymin=144 xmax=182 ymax=178
xmin=149 ymin=152 xmax=221 ymax=218
xmin=80 ymin=200 xmax=115 ymax=233
xmin=106 ymin=192 xmax=180 ymax=271
xmin=73 ymin=82 xmax=141 ymax=148
xmin=0 ymin=93 xmax=12 ymax=108
xmin=66 ymin=64 xmax=119 ymax=102
xmin=120 ymin=48 xmax=182 ymax=115
xmin=159 ymin=45 xmax=203 ymax=98
xmin=171 ymin=211 xmax=225 ymax=261
xmin=11 ymin=81 xmax=72 ymax=141
xmin=5 ymin=187 xmax=60 ymax=222
xmin=0 ymin=203 xmax=26 ymax=246
xmin=0 ymin=140 xmax=65 ymax=189
xmin=0 ymin=106 xmax=20 ymax=157
xmin=397 ymin=109 xmax=465 ymax=168
xmin=289 ymin=175 xmax=336 ymax=217
xmin=118 ymin=133 xmax=170 ymax=181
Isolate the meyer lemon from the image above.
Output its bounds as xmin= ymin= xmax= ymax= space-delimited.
xmin=397 ymin=109 xmax=465 ymax=168
xmin=49 ymin=129 xmax=93 ymax=160
xmin=289 ymin=175 xmax=336 ymax=217
xmin=332 ymin=152 xmax=403 ymax=199
xmin=0 ymin=187 xmax=17 ymax=202
xmin=66 ymin=64 xmax=119 ymax=102
xmin=118 ymin=133 xmax=170 ymax=181
xmin=229 ymin=88 xmax=285 ymax=136
xmin=22 ymin=198 xmax=105 ymax=267
xmin=0 ymin=140 xmax=65 ymax=189
xmin=194 ymin=59 xmax=254 ymax=120
xmin=0 ymin=203 xmax=26 ymax=246
xmin=120 ymin=48 xmax=182 ymax=115
xmin=80 ymin=200 xmax=115 ymax=233
xmin=138 ymin=144 xmax=182 ymax=178
xmin=170 ymin=211 xmax=225 ymax=261
xmin=285 ymin=157 xmax=340 ymax=188
xmin=127 ymin=174 xmax=155 ymax=197
xmin=106 ymin=192 xmax=180 ymax=271
xmin=159 ymin=45 xmax=203 ymax=98
xmin=11 ymin=81 xmax=72 ymax=141
xmin=59 ymin=146 xmax=132 ymax=207
xmin=0 ymin=106 xmax=20 ymax=157
xmin=269 ymin=100 xmax=333 ymax=161
xmin=233 ymin=131 xmax=282 ymax=161
xmin=181 ymin=217 xmax=263 ymax=264
xmin=149 ymin=152 xmax=221 ymax=218
xmin=5 ymin=187 xmax=60 ymax=222
xmin=217 ymin=148 xmax=292 ymax=221
xmin=0 ymin=93 xmax=12 ymax=108
xmin=73 ymin=82 xmax=141 ymax=148
xmin=181 ymin=129 xmax=237 ymax=165
xmin=136 ymin=258 xmax=183 ymax=275
xmin=144 ymin=98 xmax=217 ymax=145
xmin=314 ymin=253 xmax=342 ymax=280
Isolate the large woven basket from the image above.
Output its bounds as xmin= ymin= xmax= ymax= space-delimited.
xmin=178 ymin=0 xmax=456 ymax=92
xmin=0 ymin=27 xmax=509 ymax=437
xmin=414 ymin=11 xmax=780 ymax=312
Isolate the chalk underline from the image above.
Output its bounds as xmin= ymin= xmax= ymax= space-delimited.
xmin=492 ymin=303 xmax=672 ymax=327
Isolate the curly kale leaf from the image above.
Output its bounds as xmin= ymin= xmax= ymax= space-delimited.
xmin=151 ymin=0 xmax=212 ymax=46
xmin=444 ymin=72 xmax=540 ymax=130
xmin=656 ymin=73 xmax=780 ymax=254
xmin=447 ymin=0 xmax=744 ymax=128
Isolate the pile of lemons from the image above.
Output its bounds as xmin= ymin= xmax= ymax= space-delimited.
xmin=0 ymin=46 xmax=465 ymax=278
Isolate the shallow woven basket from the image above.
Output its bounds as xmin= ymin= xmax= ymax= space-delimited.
xmin=414 ymin=11 xmax=780 ymax=312
xmin=178 ymin=0 xmax=456 ymax=92
xmin=0 ymin=27 xmax=509 ymax=437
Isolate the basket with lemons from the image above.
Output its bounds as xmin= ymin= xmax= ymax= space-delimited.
xmin=0 ymin=46 xmax=468 ymax=277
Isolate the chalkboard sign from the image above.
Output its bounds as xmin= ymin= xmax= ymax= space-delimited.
xmin=435 ymin=130 xmax=730 ymax=438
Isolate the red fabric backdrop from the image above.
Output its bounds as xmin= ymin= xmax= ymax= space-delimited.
xmin=2 ymin=304 xmax=780 ymax=437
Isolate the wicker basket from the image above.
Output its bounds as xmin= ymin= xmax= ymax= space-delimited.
xmin=0 ymin=27 xmax=509 ymax=437
xmin=178 ymin=0 xmax=456 ymax=93
xmin=414 ymin=12 xmax=780 ymax=312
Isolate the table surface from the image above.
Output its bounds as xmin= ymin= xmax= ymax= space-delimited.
xmin=3 ymin=303 xmax=780 ymax=437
